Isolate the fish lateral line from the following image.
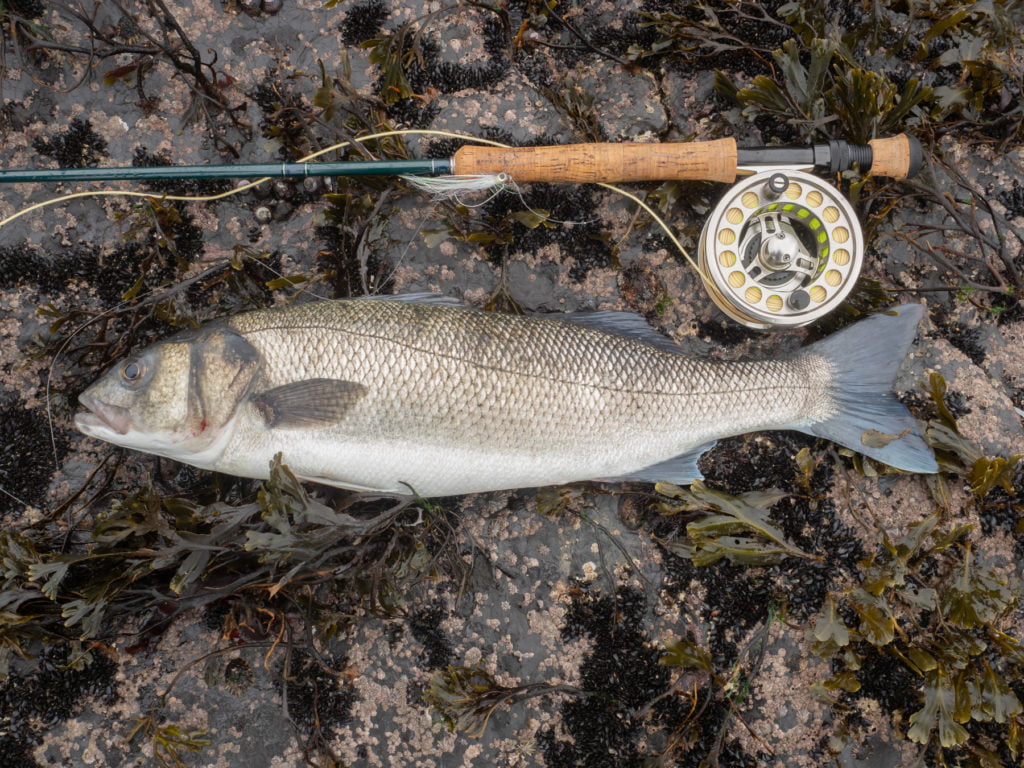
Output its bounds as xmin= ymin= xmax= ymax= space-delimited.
xmin=239 ymin=319 xmax=814 ymax=398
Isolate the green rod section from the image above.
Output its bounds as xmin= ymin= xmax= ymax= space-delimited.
xmin=0 ymin=158 xmax=453 ymax=184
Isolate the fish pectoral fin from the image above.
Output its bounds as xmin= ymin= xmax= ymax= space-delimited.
xmin=253 ymin=379 xmax=367 ymax=429
xmin=601 ymin=441 xmax=716 ymax=485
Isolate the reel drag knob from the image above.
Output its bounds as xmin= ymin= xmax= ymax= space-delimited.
xmin=698 ymin=170 xmax=862 ymax=329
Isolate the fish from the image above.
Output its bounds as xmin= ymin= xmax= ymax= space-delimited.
xmin=74 ymin=296 xmax=938 ymax=496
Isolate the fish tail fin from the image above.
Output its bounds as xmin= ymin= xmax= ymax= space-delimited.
xmin=799 ymin=304 xmax=938 ymax=473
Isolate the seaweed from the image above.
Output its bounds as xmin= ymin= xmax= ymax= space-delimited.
xmin=314 ymin=221 xmax=395 ymax=299
xmin=318 ymin=175 xmax=400 ymax=297
xmin=810 ymin=373 xmax=1024 ymax=764
xmin=432 ymin=178 xmax=615 ymax=280
xmin=4 ymin=1 xmax=249 ymax=154
xmin=653 ymin=429 xmax=863 ymax=685
xmin=619 ymin=0 xmax=1021 ymax=151
xmin=811 ymin=515 xmax=1024 ymax=762
xmin=715 ymin=38 xmax=931 ymax=145
xmin=542 ymin=75 xmax=606 ymax=143
xmin=655 ymin=479 xmax=819 ymax=566
xmin=923 ymin=372 xmax=1022 ymax=500
xmin=0 ymin=455 xmax=458 ymax=760
xmin=1 ymin=1 xmax=1022 ymax=764
xmin=626 ymin=1 xmax=791 ymax=74
xmin=252 ymin=75 xmax=324 ymax=162
xmin=897 ymin=157 xmax=1024 ymax=316
xmin=362 ymin=24 xmax=420 ymax=106
xmin=126 ymin=714 xmax=212 ymax=768
xmin=426 ymin=663 xmax=579 ymax=738
xmin=113 ymin=197 xmax=206 ymax=280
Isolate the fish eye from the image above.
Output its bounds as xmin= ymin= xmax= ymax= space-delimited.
xmin=121 ymin=361 xmax=144 ymax=382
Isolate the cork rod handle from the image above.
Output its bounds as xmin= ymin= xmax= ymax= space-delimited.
xmin=452 ymin=139 xmax=739 ymax=184
xmin=868 ymin=134 xmax=922 ymax=179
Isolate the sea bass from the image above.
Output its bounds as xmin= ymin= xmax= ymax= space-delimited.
xmin=74 ymin=297 xmax=938 ymax=496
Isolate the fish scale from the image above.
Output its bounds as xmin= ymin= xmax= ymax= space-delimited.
xmin=75 ymin=298 xmax=937 ymax=496
xmin=220 ymin=302 xmax=822 ymax=485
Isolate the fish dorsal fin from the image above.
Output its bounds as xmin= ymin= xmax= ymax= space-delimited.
xmin=357 ymin=292 xmax=466 ymax=307
xmin=555 ymin=311 xmax=685 ymax=353
xmin=601 ymin=441 xmax=716 ymax=485
xmin=360 ymin=295 xmax=683 ymax=352
xmin=362 ymin=294 xmax=685 ymax=353
xmin=253 ymin=379 xmax=367 ymax=429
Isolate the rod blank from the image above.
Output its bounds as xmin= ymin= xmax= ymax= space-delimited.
xmin=0 ymin=158 xmax=452 ymax=184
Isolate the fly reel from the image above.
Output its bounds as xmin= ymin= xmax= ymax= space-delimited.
xmin=698 ymin=170 xmax=862 ymax=329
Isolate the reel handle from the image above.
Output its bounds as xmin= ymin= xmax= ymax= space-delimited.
xmin=452 ymin=139 xmax=739 ymax=184
xmin=452 ymin=134 xmax=922 ymax=183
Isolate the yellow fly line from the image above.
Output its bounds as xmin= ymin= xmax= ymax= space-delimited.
xmin=0 ymin=128 xmax=698 ymax=273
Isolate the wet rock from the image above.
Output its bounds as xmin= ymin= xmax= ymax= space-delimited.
xmin=578 ymin=59 xmax=667 ymax=140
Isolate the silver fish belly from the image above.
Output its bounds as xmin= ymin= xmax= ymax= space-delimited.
xmin=75 ymin=298 xmax=937 ymax=495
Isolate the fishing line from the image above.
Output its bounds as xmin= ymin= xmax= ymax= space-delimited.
xmin=0 ymin=128 xmax=695 ymax=271
xmin=596 ymin=182 xmax=701 ymax=276
xmin=18 ymin=129 xmax=498 ymax=474
xmin=3 ymin=131 xmax=924 ymax=334
xmin=404 ymin=171 xmax=602 ymax=228
xmin=383 ymin=207 xmax=439 ymax=293
xmin=16 ymin=127 xmax=701 ymax=493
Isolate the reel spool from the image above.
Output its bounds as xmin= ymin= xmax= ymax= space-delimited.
xmin=698 ymin=170 xmax=862 ymax=329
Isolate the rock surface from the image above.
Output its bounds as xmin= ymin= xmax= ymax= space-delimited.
xmin=1 ymin=2 xmax=1022 ymax=767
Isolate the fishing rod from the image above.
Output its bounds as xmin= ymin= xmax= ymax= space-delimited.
xmin=0 ymin=133 xmax=922 ymax=329
xmin=0 ymin=134 xmax=919 ymax=183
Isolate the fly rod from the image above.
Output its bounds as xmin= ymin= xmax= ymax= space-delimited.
xmin=0 ymin=132 xmax=923 ymax=330
xmin=0 ymin=134 xmax=920 ymax=184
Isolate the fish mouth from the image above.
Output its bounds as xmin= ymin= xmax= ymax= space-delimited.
xmin=75 ymin=393 xmax=131 ymax=436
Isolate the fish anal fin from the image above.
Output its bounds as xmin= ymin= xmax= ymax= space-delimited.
xmin=253 ymin=379 xmax=367 ymax=429
xmin=601 ymin=442 xmax=716 ymax=485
